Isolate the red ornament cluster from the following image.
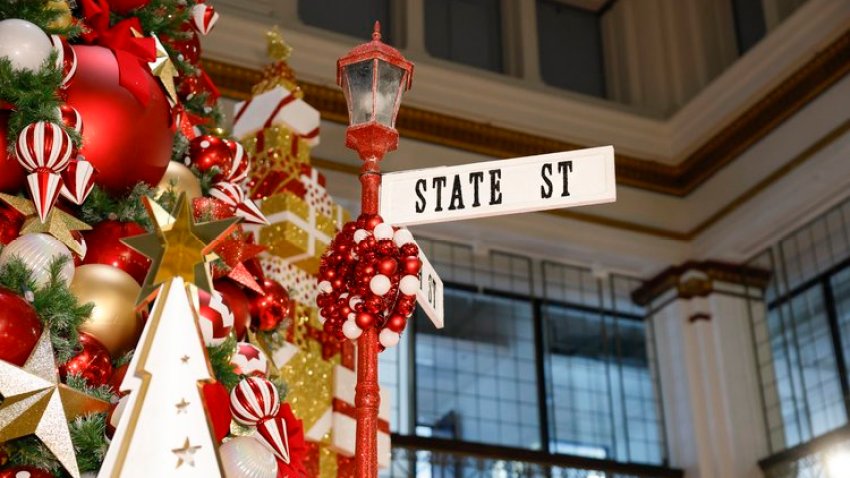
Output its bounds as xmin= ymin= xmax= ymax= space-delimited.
xmin=316 ymin=214 xmax=421 ymax=349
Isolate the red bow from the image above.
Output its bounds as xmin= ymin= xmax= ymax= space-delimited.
xmin=80 ymin=0 xmax=158 ymax=105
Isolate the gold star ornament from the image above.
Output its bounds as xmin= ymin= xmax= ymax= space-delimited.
xmin=122 ymin=193 xmax=239 ymax=303
xmin=0 ymin=193 xmax=91 ymax=256
xmin=0 ymin=333 xmax=110 ymax=478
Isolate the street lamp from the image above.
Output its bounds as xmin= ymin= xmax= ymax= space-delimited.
xmin=336 ymin=21 xmax=414 ymax=477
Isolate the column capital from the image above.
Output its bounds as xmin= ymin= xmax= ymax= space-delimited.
xmin=632 ymin=260 xmax=770 ymax=307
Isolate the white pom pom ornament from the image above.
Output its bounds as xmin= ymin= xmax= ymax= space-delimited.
xmin=393 ymin=228 xmax=414 ymax=247
xmin=353 ymin=229 xmax=369 ymax=243
xmin=373 ymin=223 xmax=394 ymax=240
xmin=399 ymin=275 xmax=420 ymax=296
xmin=369 ymin=274 xmax=392 ymax=296
xmin=343 ymin=320 xmax=363 ymax=340
xmin=380 ymin=329 xmax=400 ymax=348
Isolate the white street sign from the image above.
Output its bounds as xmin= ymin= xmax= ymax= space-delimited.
xmin=415 ymin=242 xmax=443 ymax=329
xmin=379 ymin=146 xmax=616 ymax=226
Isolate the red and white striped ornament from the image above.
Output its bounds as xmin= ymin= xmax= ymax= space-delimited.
xmin=51 ymin=34 xmax=77 ymax=87
xmin=16 ymin=121 xmax=74 ymax=221
xmin=224 ymin=139 xmax=249 ymax=183
xmin=256 ymin=416 xmax=291 ymax=463
xmin=229 ymin=377 xmax=280 ymax=426
xmin=196 ymin=289 xmax=234 ymax=346
xmin=59 ymin=157 xmax=96 ymax=205
xmin=210 ymin=181 xmax=269 ymax=225
xmin=191 ymin=2 xmax=220 ymax=35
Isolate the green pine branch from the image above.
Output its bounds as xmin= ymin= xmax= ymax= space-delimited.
xmin=0 ymin=0 xmax=83 ymax=38
xmin=207 ymin=334 xmax=240 ymax=391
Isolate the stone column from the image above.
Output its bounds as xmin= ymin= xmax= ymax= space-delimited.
xmin=634 ymin=261 xmax=771 ymax=478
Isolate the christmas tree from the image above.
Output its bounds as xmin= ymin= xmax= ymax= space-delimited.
xmin=0 ymin=1 xmax=306 ymax=476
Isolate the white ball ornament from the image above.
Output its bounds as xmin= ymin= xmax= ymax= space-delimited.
xmin=353 ymin=229 xmax=369 ymax=243
xmin=0 ymin=233 xmax=75 ymax=288
xmin=393 ymin=228 xmax=414 ymax=247
xmin=369 ymin=274 xmax=392 ymax=296
xmin=349 ymin=295 xmax=362 ymax=308
xmin=380 ymin=329 xmax=401 ymax=348
xmin=343 ymin=320 xmax=363 ymax=340
xmin=318 ymin=280 xmax=333 ymax=293
xmin=373 ymin=223 xmax=394 ymax=240
xmin=220 ymin=436 xmax=279 ymax=478
xmin=0 ymin=19 xmax=53 ymax=72
xmin=399 ymin=275 xmax=420 ymax=295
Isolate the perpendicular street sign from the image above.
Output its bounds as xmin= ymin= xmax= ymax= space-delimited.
xmin=414 ymin=240 xmax=443 ymax=329
xmin=379 ymin=146 xmax=616 ymax=226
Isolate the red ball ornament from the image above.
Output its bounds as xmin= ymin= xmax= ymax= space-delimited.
xmin=0 ymin=467 xmax=54 ymax=478
xmin=365 ymin=215 xmax=383 ymax=231
xmin=377 ymin=257 xmax=397 ymax=276
xmin=0 ymin=287 xmax=43 ymax=366
xmin=403 ymin=256 xmax=422 ymax=275
xmin=401 ymin=243 xmax=419 ymax=257
xmin=387 ymin=314 xmax=406 ymax=333
xmin=0 ymin=110 xmax=27 ymax=193
xmin=249 ymin=279 xmax=291 ymax=332
xmin=355 ymin=311 xmax=376 ymax=329
xmin=65 ymin=45 xmax=173 ymax=194
xmin=188 ymin=135 xmax=233 ymax=180
xmin=214 ymin=279 xmax=251 ymax=339
xmin=60 ymin=333 xmax=113 ymax=387
xmin=81 ymin=220 xmax=151 ymax=284
xmin=203 ymin=382 xmax=233 ymax=442
xmin=0 ymin=201 xmax=24 ymax=245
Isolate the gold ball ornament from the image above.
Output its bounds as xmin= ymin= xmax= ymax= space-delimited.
xmin=70 ymin=264 xmax=144 ymax=357
xmin=155 ymin=161 xmax=203 ymax=201
xmin=47 ymin=0 xmax=73 ymax=30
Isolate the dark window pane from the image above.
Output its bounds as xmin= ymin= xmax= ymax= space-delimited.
xmin=414 ymin=288 xmax=540 ymax=449
xmin=425 ymin=0 xmax=503 ymax=73
xmin=536 ymin=0 xmax=605 ymax=97
xmin=732 ymin=0 xmax=767 ymax=54
xmin=299 ymin=0 xmax=392 ymax=43
xmin=543 ymin=304 xmax=663 ymax=464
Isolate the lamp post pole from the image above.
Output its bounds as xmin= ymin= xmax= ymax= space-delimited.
xmin=335 ymin=22 xmax=414 ymax=476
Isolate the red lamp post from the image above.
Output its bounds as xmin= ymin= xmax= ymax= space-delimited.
xmin=336 ymin=22 xmax=413 ymax=477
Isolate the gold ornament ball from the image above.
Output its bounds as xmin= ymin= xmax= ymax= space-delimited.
xmin=47 ymin=0 xmax=73 ymax=30
xmin=71 ymin=264 xmax=144 ymax=357
xmin=155 ymin=161 xmax=203 ymax=201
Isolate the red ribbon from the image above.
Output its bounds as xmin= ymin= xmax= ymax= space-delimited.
xmin=332 ymin=398 xmax=390 ymax=434
xmin=80 ymin=0 xmax=157 ymax=105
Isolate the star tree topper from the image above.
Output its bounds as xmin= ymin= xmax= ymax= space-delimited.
xmin=123 ymin=193 xmax=239 ymax=303
xmin=0 ymin=333 xmax=110 ymax=478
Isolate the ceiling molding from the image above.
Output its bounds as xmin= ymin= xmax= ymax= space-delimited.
xmin=202 ymin=28 xmax=850 ymax=198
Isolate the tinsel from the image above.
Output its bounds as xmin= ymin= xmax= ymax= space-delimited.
xmin=0 ymin=0 xmax=83 ymax=38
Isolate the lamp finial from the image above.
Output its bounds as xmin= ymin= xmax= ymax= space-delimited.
xmin=372 ymin=21 xmax=381 ymax=41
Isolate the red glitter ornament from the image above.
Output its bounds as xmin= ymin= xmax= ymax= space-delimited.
xmin=60 ymin=333 xmax=113 ymax=387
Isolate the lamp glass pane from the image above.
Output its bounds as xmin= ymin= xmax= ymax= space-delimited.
xmin=345 ymin=61 xmax=375 ymax=125
xmin=375 ymin=60 xmax=405 ymax=126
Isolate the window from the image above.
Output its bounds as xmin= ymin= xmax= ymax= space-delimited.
xmin=377 ymin=237 xmax=668 ymax=467
xmin=542 ymin=263 xmax=664 ymax=464
xmin=536 ymin=0 xmax=606 ymax=97
xmin=425 ymin=0 xmax=504 ymax=73
xmin=298 ymin=0 xmax=393 ymax=43
xmin=731 ymin=0 xmax=767 ymax=54
xmin=748 ymin=197 xmax=850 ymax=453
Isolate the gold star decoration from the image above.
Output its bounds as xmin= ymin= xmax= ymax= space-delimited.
xmin=0 ymin=333 xmax=110 ymax=478
xmin=0 ymin=193 xmax=91 ymax=256
xmin=132 ymin=29 xmax=179 ymax=104
xmin=172 ymin=438 xmax=202 ymax=468
xmin=122 ymin=193 xmax=239 ymax=304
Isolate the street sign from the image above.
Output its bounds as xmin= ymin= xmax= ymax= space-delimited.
xmin=414 ymin=242 xmax=443 ymax=329
xmin=379 ymin=146 xmax=616 ymax=226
